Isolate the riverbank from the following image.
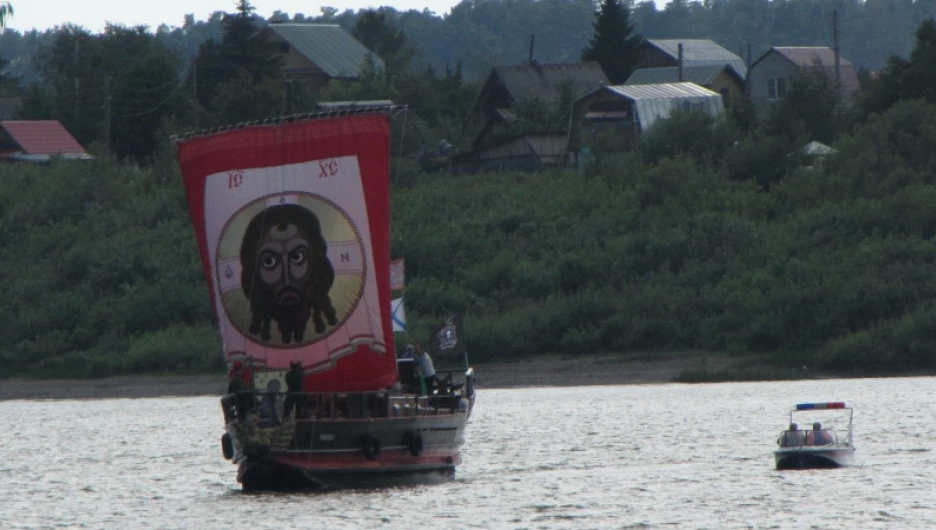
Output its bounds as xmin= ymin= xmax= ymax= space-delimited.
xmin=0 ymin=352 xmax=729 ymax=401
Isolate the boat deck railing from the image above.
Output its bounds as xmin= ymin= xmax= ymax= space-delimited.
xmin=221 ymin=370 xmax=472 ymax=425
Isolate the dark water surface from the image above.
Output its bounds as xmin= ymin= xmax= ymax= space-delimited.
xmin=3 ymin=377 xmax=936 ymax=529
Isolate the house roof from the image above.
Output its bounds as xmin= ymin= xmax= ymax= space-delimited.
xmin=462 ymin=61 xmax=609 ymax=136
xmin=603 ymin=82 xmax=721 ymax=101
xmin=753 ymin=47 xmax=861 ymax=96
xmin=645 ymin=39 xmax=747 ymax=79
xmin=493 ymin=61 xmax=609 ymax=103
xmin=771 ymin=46 xmax=853 ymax=68
xmin=803 ymin=140 xmax=837 ymax=156
xmin=264 ymin=23 xmax=384 ymax=78
xmin=625 ymin=64 xmax=742 ymax=86
xmin=317 ymin=100 xmax=394 ymax=110
xmin=0 ymin=120 xmax=87 ymax=155
xmin=580 ymin=82 xmax=725 ymax=131
xmin=451 ymin=132 xmax=568 ymax=160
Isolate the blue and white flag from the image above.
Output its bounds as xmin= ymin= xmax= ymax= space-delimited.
xmin=391 ymin=297 xmax=406 ymax=332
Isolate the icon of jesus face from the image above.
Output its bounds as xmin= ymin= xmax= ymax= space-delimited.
xmin=239 ymin=204 xmax=338 ymax=344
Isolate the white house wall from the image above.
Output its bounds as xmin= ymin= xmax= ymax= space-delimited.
xmin=749 ymin=52 xmax=793 ymax=119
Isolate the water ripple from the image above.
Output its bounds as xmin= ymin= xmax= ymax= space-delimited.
xmin=3 ymin=378 xmax=936 ymax=528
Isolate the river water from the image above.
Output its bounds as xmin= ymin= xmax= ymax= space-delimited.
xmin=3 ymin=377 xmax=936 ymax=529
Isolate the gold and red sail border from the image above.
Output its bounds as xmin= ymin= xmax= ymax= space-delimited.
xmin=176 ymin=113 xmax=397 ymax=391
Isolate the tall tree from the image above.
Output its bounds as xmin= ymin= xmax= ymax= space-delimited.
xmin=0 ymin=1 xmax=12 ymax=29
xmin=222 ymin=0 xmax=282 ymax=82
xmin=0 ymin=1 xmax=18 ymax=97
xmin=764 ymin=64 xmax=842 ymax=144
xmin=352 ymin=9 xmax=417 ymax=81
xmin=861 ymin=18 xmax=936 ymax=117
xmin=194 ymin=0 xmax=283 ymax=112
xmin=20 ymin=24 xmax=187 ymax=161
xmin=581 ymin=0 xmax=643 ymax=84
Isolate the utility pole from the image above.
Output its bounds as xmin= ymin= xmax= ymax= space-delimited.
xmin=746 ymin=41 xmax=752 ymax=98
xmin=832 ymin=10 xmax=841 ymax=98
xmin=677 ymin=42 xmax=684 ymax=82
xmin=192 ymin=58 xmax=199 ymax=129
xmin=74 ymin=39 xmax=80 ymax=112
xmin=103 ymin=76 xmax=111 ymax=158
xmin=285 ymin=78 xmax=294 ymax=115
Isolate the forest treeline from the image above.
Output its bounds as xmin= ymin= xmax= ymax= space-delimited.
xmin=3 ymin=0 xmax=936 ymax=163
xmin=5 ymin=3 xmax=936 ymax=379
xmin=4 ymin=0 xmax=936 ymax=83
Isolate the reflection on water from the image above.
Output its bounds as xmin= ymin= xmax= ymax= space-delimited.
xmin=3 ymin=377 xmax=936 ymax=529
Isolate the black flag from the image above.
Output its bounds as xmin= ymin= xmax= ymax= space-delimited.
xmin=428 ymin=313 xmax=466 ymax=369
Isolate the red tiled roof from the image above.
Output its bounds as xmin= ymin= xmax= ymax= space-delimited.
xmin=0 ymin=120 xmax=87 ymax=155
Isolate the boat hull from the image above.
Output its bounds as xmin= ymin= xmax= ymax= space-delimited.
xmin=238 ymin=457 xmax=457 ymax=491
xmin=774 ymin=446 xmax=855 ymax=470
xmin=229 ymin=411 xmax=470 ymax=490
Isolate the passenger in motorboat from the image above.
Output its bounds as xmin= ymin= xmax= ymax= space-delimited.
xmin=807 ymin=422 xmax=835 ymax=445
xmin=778 ymin=423 xmax=806 ymax=447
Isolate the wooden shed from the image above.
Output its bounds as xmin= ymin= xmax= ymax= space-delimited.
xmin=567 ymin=82 xmax=725 ymax=161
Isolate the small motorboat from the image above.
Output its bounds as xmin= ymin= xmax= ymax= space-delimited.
xmin=774 ymin=402 xmax=855 ymax=470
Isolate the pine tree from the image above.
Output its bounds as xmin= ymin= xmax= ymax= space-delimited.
xmin=194 ymin=0 xmax=283 ymax=112
xmin=353 ymin=9 xmax=417 ymax=82
xmin=221 ymin=0 xmax=282 ymax=82
xmin=581 ymin=0 xmax=643 ymax=84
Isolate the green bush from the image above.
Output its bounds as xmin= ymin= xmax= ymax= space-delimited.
xmin=9 ymin=100 xmax=936 ymax=378
xmin=122 ymin=324 xmax=223 ymax=374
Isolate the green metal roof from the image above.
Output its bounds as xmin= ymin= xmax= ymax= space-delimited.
xmin=265 ymin=24 xmax=384 ymax=78
xmin=625 ymin=65 xmax=742 ymax=86
xmin=645 ymin=39 xmax=747 ymax=79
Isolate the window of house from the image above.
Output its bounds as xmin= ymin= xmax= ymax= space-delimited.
xmin=767 ymin=77 xmax=787 ymax=100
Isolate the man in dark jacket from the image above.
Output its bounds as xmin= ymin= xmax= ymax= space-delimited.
xmin=283 ymin=360 xmax=304 ymax=419
xmin=227 ymin=362 xmax=253 ymax=420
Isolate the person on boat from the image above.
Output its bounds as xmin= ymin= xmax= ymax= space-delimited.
xmin=227 ymin=360 xmax=254 ymax=388
xmin=257 ymin=378 xmax=282 ymax=424
xmin=227 ymin=362 xmax=254 ymax=420
xmin=399 ymin=344 xmax=416 ymax=360
xmin=414 ymin=345 xmax=437 ymax=395
xmin=778 ymin=423 xmax=805 ymax=447
xmin=808 ymin=422 xmax=834 ymax=445
xmin=282 ymin=360 xmax=304 ymax=419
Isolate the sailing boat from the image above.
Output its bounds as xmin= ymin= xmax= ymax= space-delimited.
xmin=174 ymin=108 xmax=475 ymax=490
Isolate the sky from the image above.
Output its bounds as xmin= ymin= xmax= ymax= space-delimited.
xmin=3 ymin=0 xmax=669 ymax=33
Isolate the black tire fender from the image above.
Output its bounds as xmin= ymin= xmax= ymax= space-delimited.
xmin=405 ymin=430 xmax=424 ymax=457
xmin=362 ymin=435 xmax=381 ymax=460
xmin=221 ymin=432 xmax=234 ymax=460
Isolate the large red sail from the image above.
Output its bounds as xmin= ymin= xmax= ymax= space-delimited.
xmin=176 ymin=113 xmax=397 ymax=392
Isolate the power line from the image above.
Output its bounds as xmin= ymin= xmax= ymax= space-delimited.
xmin=118 ymin=62 xmax=192 ymax=94
xmin=116 ymin=72 xmax=189 ymax=118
